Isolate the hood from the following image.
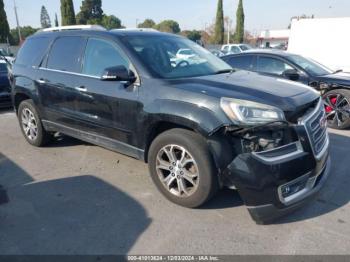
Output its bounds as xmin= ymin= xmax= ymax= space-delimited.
xmin=168 ymin=71 xmax=320 ymax=113
xmin=317 ymin=72 xmax=350 ymax=87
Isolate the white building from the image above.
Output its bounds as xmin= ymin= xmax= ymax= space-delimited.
xmin=257 ymin=29 xmax=290 ymax=48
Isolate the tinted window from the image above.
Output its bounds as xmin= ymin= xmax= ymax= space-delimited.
xmin=257 ymin=56 xmax=293 ymax=75
xmin=228 ymin=55 xmax=255 ymax=71
xmin=47 ymin=37 xmax=86 ymax=72
xmin=16 ymin=37 xmax=51 ymax=66
xmin=82 ymin=38 xmax=129 ymax=77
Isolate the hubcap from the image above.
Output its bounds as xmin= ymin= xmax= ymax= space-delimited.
xmin=21 ymin=108 xmax=38 ymax=140
xmin=156 ymin=145 xmax=199 ymax=197
xmin=324 ymin=94 xmax=350 ymax=127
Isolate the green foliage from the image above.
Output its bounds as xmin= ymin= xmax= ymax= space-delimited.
xmin=0 ymin=0 xmax=10 ymax=43
xmin=234 ymin=0 xmax=245 ymax=43
xmin=101 ymin=15 xmax=122 ymax=29
xmin=40 ymin=5 xmax=52 ymax=28
xmin=181 ymin=30 xmax=202 ymax=42
xmin=60 ymin=0 xmax=76 ymax=26
xmin=138 ymin=19 xmax=156 ymax=28
xmin=76 ymin=0 xmax=103 ymax=25
xmin=155 ymin=20 xmax=180 ymax=34
xmin=214 ymin=0 xmax=224 ymax=44
xmin=10 ymin=26 xmax=39 ymax=45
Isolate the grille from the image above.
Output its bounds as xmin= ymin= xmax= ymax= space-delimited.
xmin=300 ymin=99 xmax=328 ymax=158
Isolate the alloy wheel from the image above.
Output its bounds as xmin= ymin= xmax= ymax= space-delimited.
xmin=324 ymin=94 xmax=350 ymax=127
xmin=156 ymin=145 xmax=199 ymax=198
xmin=21 ymin=108 xmax=38 ymax=141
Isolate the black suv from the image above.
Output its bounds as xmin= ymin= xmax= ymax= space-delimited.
xmin=222 ymin=50 xmax=350 ymax=129
xmin=11 ymin=28 xmax=330 ymax=223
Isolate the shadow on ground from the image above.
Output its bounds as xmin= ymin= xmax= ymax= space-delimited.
xmin=274 ymin=132 xmax=350 ymax=224
xmin=0 ymin=153 xmax=151 ymax=255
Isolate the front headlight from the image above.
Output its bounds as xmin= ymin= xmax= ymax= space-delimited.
xmin=220 ymin=98 xmax=285 ymax=126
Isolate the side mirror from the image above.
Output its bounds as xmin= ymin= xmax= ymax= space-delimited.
xmin=101 ymin=65 xmax=136 ymax=84
xmin=283 ymin=69 xmax=300 ymax=81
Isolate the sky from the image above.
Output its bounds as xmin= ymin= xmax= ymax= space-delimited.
xmin=3 ymin=0 xmax=350 ymax=35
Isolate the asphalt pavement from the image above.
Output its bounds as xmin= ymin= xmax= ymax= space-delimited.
xmin=0 ymin=109 xmax=349 ymax=255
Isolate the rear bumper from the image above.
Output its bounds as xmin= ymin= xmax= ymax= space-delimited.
xmin=247 ymin=156 xmax=331 ymax=224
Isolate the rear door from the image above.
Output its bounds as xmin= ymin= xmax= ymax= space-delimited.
xmin=37 ymin=36 xmax=87 ymax=127
xmin=73 ymin=37 xmax=140 ymax=147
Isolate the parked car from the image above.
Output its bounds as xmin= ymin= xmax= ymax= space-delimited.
xmin=0 ymin=60 xmax=11 ymax=108
xmin=11 ymin=27 xmax=330 ymax=224
xmin=210 ymin=49 xmax=225 ymax=57
xmin=0 ymin=48 xmax=15 ymax=64
xmin=221 ymin=44 xmax=252 ymax=55
xmin=222 ymin=50 xmax=350 ymax=129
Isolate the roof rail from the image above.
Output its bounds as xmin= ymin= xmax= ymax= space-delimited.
xmin=112 ymin=28 xmax=159 ymax=32
xmin=40 ymin=25 xmax=106 ymax=33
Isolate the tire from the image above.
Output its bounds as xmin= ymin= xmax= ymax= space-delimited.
xmin=18 ymin=99 xmax=52 ymax=147
xmin=148 ymin=128 xmax=219 ymax=208
xmin=323 ymin=89 xmax=350 ymax=130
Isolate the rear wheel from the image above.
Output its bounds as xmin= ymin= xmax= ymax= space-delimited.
xmin=148 ymin=129 xmax=219 ymax=208
xmin=323 ymin=89 xmax=350 ymax=130
xmin=18 ymin=99 xmax=52 ymax=147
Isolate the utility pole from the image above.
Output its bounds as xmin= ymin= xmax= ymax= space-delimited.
xmin=227 ymin=18 xmax=231 ymax=44
xmin=13 ymin=0 xmax=22 ymax=43
xmin=136 ymin=19 xmax=139 ymax=28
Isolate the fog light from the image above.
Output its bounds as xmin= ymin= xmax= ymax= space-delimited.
xmin=281 ymin=177 xmax=308 ymax=198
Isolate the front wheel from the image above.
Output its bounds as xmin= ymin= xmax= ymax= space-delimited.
xmin=323 ymin=89 xmax=350 ymax=130
xmin=148 ymin=129 xmax=219 ymax=208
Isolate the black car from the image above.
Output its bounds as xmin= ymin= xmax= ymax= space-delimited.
xmin=10 ymin=28 xmax=330 ymax=224
xmin=0 ymin=61 xmax=11 ymax=108
xmin=222 ymin=50 xmax=350 ymax=129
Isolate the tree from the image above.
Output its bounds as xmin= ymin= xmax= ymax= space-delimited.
xmin=234 ymin=0 xmax=245 ymax=43
xmin=214 ymin=0 xmax=224 ymax=44
xmin=10 ymin=26 xmax=39 ymax=45
xmin=76 ymin=0 xmax=104 ymax=25
xmin=60 ymin=0 xmax=76 ymax=26
xmin=181 ymin=30 xmax=202 ymax=42
xmin=40 ymin=6 xmax=52 ymax=28
xmin=0 ymin=0 xmax=10 ymax=43
xmin=138 ymin=19 xmax=156 ymax=29
xmin=101 ymin=15 xmax=122 ymax=29
xmin=54 ymin=13 xmax=59 ymax=27
xmin=155 ymin=20 xmax=180 ymax=34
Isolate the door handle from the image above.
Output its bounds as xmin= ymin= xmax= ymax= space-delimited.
xmin=37 ymin=79 xmax=46 ymax=84
xmin=74 ymin=86 xmax=87 ymax=92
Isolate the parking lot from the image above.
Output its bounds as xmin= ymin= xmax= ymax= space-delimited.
xmin=0 ymin=108 xmax=349 ymax=255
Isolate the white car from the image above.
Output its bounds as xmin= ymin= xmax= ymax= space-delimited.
xmin=221 ymin=44 xmax=252 ymax=55
xmin=176 ymin=48 xmax=196 ymax=60
xmin=0 ymin=48 xmax=15 ymax=64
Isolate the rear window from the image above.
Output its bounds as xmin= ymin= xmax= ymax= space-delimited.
xmin=47 ymin=36 xmax=86 ymax=73
xmin=16 ymin=37 xmax=51 ymax=67
xmin=228 ymin=55 xmax=255 ymax=71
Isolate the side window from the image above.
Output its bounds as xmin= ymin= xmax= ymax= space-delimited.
xmin=47 ymin=36 xmax=86 ymax=73
xmin=16 ymin=37 xmax=51 ymax=67
xmin=229 ymin=55 xmax=255 ymax=71
xmin=257 ymin=56 xmax=293 ymax=75
xmin=230 ymin=46 xmax=241 ymax=54
xmin=82 ymin=38 xmax=129 ymax=77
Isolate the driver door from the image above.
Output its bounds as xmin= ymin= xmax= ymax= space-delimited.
xmin=73 ymin=37 xmax=140 ymax=148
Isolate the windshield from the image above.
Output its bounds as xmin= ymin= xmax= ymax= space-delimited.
xmin=0 ymin=48 xmax=10 ymax=57
xmin=124 ymin=35 xmax=231 ymax=79
xmin=287 ymin=55 xmax=333 ymax=76
xmin=239 ymin=45 xmax=251 ymax=51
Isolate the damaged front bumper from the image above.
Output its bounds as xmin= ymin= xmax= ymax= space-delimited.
xmin=219 ymin=99 xmax=330 ymax=224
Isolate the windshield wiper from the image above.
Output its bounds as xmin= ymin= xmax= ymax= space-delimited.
xmin=333 ymin=69 xmax=343 ymax=74
xmin=215 ymin=69 xmax=235 ymax=75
